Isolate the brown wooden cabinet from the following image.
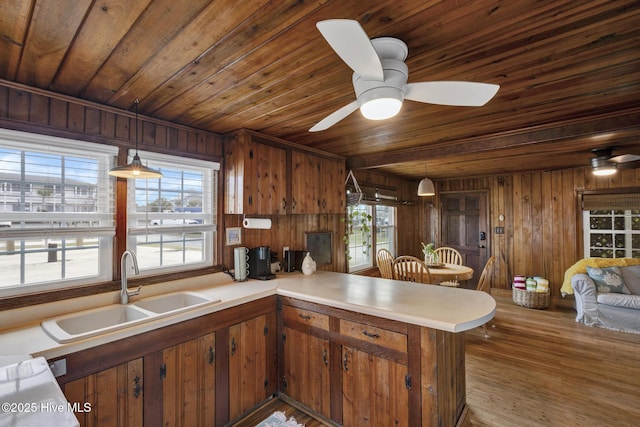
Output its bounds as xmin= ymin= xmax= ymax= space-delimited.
xmin=281 ymin=305 xmax=331 ymax=418
xmin=341 ymin=345 xmax=409 ymax=426
xmin=55 ymin=296 xmax=277 ymax=427
xmin=224 ymin=129 xmax=345 ymax=215
xmin=224 ymin=131 xmax=287 ymax=215
xmin=227 ymin=314 xmax=274 ymax=421
xmin=63 ymin=358 xmax=143 ymax=427
xmin=279 ymin=296 xmax=469 ymax=427
xmin=162 ymin=333 xmax=216 ymax=427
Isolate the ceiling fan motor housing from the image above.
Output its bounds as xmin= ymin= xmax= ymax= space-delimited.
xmin=352 ymin=59 xmax=408 ymax=119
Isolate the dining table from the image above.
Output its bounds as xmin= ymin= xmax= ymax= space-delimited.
xmin=426 ymin=263 xmax=474 ymax=285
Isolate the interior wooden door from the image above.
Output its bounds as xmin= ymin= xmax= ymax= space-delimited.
xmin=440 ymin=192 xmax=489 ymax=287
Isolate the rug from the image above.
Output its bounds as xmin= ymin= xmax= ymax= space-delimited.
xmin=255 ymin=411 xmax=305 ymax=427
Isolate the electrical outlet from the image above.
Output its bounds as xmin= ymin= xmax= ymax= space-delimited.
xmin=495 ymin=227 xmax=505 ymax=234
xmin=49 ymin=358 xmax=67 ymax=377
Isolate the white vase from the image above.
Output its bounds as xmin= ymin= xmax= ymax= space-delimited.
xmin=301 ymin=252 xmax=316 ymax=275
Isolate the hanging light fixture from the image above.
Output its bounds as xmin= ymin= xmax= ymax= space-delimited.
xmin=109 ymin=99 xmax=162 ymax=179
xmin=417 ymin=161 xmax=435 ymax=196
xmin=417 ymin=178 xmax=435 ymax=196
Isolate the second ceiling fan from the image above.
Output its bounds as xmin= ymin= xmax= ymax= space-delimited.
xmin=309 ymin=19 xmax=500 ymax=132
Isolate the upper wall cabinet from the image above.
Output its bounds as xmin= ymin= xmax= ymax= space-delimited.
xmin=224 ymin=130 xmax=345 ymax=215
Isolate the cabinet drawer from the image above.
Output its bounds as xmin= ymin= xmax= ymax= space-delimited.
xmin=283 ymin=305 xmax=329 ymax=331
xmin=339 ymin=319 xmax=407 ymax=353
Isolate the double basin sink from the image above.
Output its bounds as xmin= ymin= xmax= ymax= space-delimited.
xmin=41 ymin=291 xmax=221 ymax=343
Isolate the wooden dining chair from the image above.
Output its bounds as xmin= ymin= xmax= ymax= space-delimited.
xmin=393 ymin=256 xmax=433 ymax=284
xmin=476 ymin=255 xmax=496 ymax=338
xmin=376 ymin=248 xmax=395 ymax=280
xmin=434 ymin=247 xmax=463 ymax=265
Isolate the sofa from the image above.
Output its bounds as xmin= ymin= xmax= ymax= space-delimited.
xmin=562 ymin=258 xmax=640 ymax=334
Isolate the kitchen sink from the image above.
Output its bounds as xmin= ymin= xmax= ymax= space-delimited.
xmin=41 ymin=291 xmax=221 ymax=343
xmin=42 ymin=304 xmax=151 ymax=343
xmin=133 ymin=291 xmax=217 ymax=314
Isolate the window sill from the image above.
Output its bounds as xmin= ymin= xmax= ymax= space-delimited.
xmin=0 ymin=265 xmax=224 ymax=311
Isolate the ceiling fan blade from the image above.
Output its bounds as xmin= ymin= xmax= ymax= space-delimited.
xmin=309 ymin=100 xmax=360 ymax=132
xmin=405 ymin=82 xmax=500 ymax=106
xmin=316 ymin=19 xmax=384 ymax=81
xmin=610 ymin=154 xmax=640 ymax=163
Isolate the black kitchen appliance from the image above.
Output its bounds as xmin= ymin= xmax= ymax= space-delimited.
xmin=283 ymin=250 xmax=307 ymax=272
xmin=248 ymin=246 xmax=276 ymax=280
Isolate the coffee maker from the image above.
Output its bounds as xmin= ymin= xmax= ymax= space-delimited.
xmin=247 ymin=246 xmax=276 ymax=280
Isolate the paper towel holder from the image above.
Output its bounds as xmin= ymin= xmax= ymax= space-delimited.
xmin=242 ymin=216 xmax=272 ymax=229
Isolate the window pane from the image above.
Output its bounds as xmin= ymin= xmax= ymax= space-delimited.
xmin=584 ymin=208 xmax=640 ymax=259
xmin=127 ymin=151 xmax=217 ymax=274
xmin=347 ymin=205 xmax=372 ymax=271
xmin=0 ymin=130 xmax=115 ymax=295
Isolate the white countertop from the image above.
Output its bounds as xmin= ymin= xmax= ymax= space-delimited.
xmin=0 ymin=271 xmax=495 ymax=360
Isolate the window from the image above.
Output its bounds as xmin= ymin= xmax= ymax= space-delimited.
xmin=0 ymin=129 xmax=116 ymax=296
xmin=346 ymin=203 xmax=397 ymax=272
xmin=582 ymin=192 xmax=640 ymax=258
xmin=127 ymin=150 xmax=219 ymax=274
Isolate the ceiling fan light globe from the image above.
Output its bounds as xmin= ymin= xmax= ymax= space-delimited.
xmin=590 ymin=157 xmax=617 ymax=176
xmin=360 ymin=97 xmax=402 ymax=120
xmin=592 ymin=165 xmax=617 ymax=176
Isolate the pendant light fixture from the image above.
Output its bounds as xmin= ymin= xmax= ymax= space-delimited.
xmin=417 ymin=162 xmax=435 ymax=196
xmin=109 ymin=99 xmax=163 ymax=179
xmin=417 ymin=178 xmax=435 ymax=196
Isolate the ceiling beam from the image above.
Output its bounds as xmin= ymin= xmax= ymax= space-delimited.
xmin=347 ymin=108 xmax=640 ymax=170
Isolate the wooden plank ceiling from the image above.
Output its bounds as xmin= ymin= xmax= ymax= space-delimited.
xmin=0 ymin=0 xmax=639 ymax=180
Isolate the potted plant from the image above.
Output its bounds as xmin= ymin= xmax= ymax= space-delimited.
xmin=344 ymin=207 xmax=372 ymax=261
xmin=421 ymin=242 xmax=439 ymax=265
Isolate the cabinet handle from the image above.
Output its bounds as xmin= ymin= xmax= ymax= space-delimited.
xmin=248 ymin=195 xmax=252 ymax=206
xmin=133 ymin=375 xmax=141 ymax=398
xmin=231 ymin=337 xmax=236 ymax=356
xmin=208 ymin=346 xmax=215 ymax=365
xmin=298 ymin=313 xmax=311 ymax=320
xmin=282 ymin=198 xmax=287 ymax=210
xmin=362 ymin=330 xmax=380 ymax=339
xmin=343 ymin=352 xmax=349 ymax=372
xmin=323 ymin=348 xmax=329 ymax=367
xmin=292 ymin=198 xmax=296 ymax=210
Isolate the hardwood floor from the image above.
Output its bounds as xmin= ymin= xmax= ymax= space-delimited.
xmin=465 ymin=294 xmax=640 ymax=427
xmin=229 ymin=395 xmax=337 ymax=427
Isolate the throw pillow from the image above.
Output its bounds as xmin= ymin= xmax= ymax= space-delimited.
xmin=587 ymin=266 xmax=631 ymax=294
xmin=620 ymin=265 xmax=640 ymax=295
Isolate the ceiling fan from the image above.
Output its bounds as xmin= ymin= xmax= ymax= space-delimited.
xmin=309 ymin=19 xmax=500 ymax=132
xmin=590 ymin=147 xmax=640 ymax=176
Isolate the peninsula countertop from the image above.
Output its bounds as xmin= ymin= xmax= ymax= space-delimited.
xmin=0 ymin=270 xmax=495 ymax=360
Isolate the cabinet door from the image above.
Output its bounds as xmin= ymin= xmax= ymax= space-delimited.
xmin=341 ymin=346 xmax=409 ymax=426
xmin=320 ymin=158 xmax=345 ymax=214
xmin=162 ymin=333 xmax=216 ymax=427
xmin=282 ymin=327 xmax=331 ymax=418
xmin=228 ymin=314 xmax=270 ymax=420
xmin=290 ymin=151 xmax=321 ymax=214
xmin=64 ymin=358 xmax=143 ymax=427
xmin=245 ymin=141 xmax=287 ymax=215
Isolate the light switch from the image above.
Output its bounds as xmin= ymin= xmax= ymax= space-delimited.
xmin=495 ymin=227 xmax=505 ymax=234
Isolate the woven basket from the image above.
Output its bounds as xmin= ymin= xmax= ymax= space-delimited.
xmin=512 ymin=287 xmax=550 ymax=309
xmin=345 ymin=170 xmax=363 ymax=207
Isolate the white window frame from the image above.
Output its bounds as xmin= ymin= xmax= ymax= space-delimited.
xmin=583 ymin=209 xmax=640 ymax=258
xmin=347 ymin=203 xmax=397 ymax=272
xmin=126 ymin=150 xmax=219 ymax=275
xmin=0 ymin=128 xmax=116 ymax=297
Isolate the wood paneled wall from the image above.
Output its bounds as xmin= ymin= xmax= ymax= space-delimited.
xmin=223 ymin=214 xmax=346 ymax=272
xmin=0 ymin=80 xmax=222 ymax=159
xmin=433 ymin=168 xmax=640 ymax=301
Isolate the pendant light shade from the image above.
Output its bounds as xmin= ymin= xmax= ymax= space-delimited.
xmin=417 ymin=178 xmax=435 ymax=196
xmin=109 ymin=99 xmax=162 ymax=179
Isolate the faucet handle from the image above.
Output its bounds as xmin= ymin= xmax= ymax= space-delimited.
xmin=129 ymin=285 xmax=142 ymax=296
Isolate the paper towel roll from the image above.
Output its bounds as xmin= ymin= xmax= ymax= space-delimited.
xmin=242 ymin=217 xmax=272 ymax=229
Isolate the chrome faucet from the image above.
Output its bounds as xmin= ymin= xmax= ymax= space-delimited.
xmin=120 ymin=250 xmax=142 ymax=304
